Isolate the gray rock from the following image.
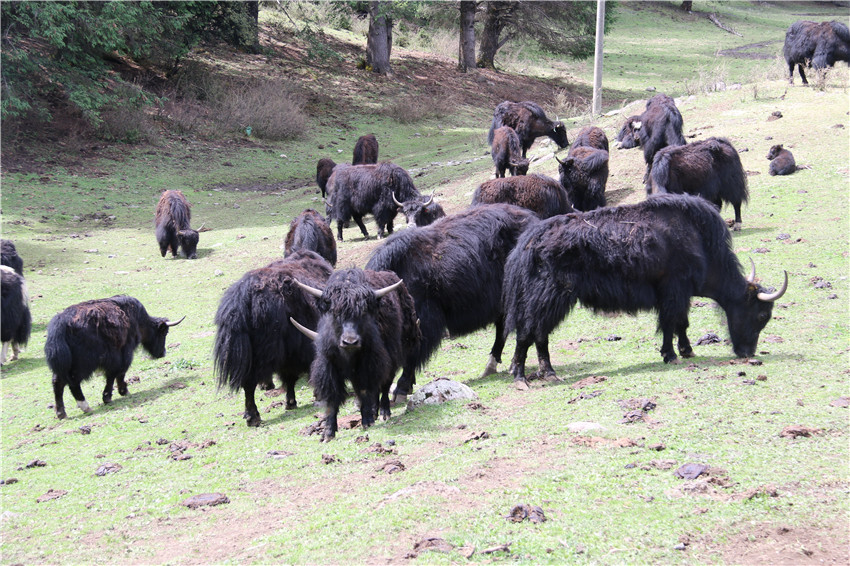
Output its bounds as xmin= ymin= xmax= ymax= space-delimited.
xmin=406 ymin=379 xmax=478 ymax=410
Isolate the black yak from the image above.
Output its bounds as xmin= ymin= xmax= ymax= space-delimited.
xmin=324 ymin=162 xmax=421 ymax=241
xmin=284 ymin=209 xmax=337 ymax=266
xmin=472 ymin=174 xmax=573 ymax=219
xmin=214 ymin=250 xmax=334 ymax=427
xmin=572 ymin=125 xmax=610 ymax=152
xmin=290 ymin=268 xmax=420 ymax=441
xmin=1 ymin=239 xmax=23 ymax=275
xmin=615 ymin=115 xmax=642 ymax=150
xmin=393 ymin=192 xmax=446 ymax=228
xmin=1 ymin=266 xmax=31 ymax=364
xmin=155 ymin=190 xmax=198 ymax=259
xmin=353 ymin=134 xmax=379 ymax=165
xmin=45 ymin=295 xmax=184 ymax=418
xmin=767 ymin=144 xmax=797 ymax=176
xmin=316 ymin=158 xmax=342 ymax=199
xmin=557 ymin=146 xmax=609 ymax=212
xmin=487 ymin=101 xmax=569 ymax=157
xmin=502 ymin=194 xmax=787 ymax=385
xmin=490 ymin=125 xmax=531 ymax=178
xmin=365 ymin=204 xmax=540 ymax=402
xmin=648 ymin=137 xmax=748 ymax=231
xmin=636 ymin=94 xmax=687 ymax=166
xmin=784 ymin=20 xmax=850 ymax=84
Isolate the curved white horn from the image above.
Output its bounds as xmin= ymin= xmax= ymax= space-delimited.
xmin=757 ymin=271 xmax=788 ymax=302
xmin=422 ymin=192 xmax=434 ymax=206
xmin=165 ymin=315 xmax=186 ymax=327
xmin=294 ymin=278 xmax=324 ymax=298
xmin=289 ymin=317 xmax=318 ymax=341
xmin=392 ymin=192 xmax=403 ymax=207
xmin=374 ymin=279 xmax=403 ymax=299
xmin=746 ymin=258 xmax=757 ymax=284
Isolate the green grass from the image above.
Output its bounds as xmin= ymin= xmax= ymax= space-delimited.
xmin=2 ymin=2 xmax=849 ymax=564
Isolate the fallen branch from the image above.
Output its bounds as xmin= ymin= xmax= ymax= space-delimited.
xmin=708 ymin=13 xmax=742 ymax=37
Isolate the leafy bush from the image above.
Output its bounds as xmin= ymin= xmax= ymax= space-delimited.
xmin=212 ymin=79 xmax=307 ymax=140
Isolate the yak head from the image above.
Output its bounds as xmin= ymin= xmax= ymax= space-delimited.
xmin=551 ymin=120 xmax=570 ymax=149
xmin=766 ymin=144 xmax=785 ymax=160
xmin=393 ymin=192 xmax=442 ymax=228
xmin=141 ymin=315 xmax=185 ymax=358
xmin=727 ymin=261 xmax=788 ymax=358
xmin=291 ymin=269 xmax=403 ymax=354
xmin=615 ymin=116 xmax=642 ymax=149
xmin=178 ymin=229 xmax=199 ymax=259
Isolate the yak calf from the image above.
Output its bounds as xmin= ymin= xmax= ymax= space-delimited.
xmin=557 ymin=146 xmax=609 ymax=212
xmin=472 ymin=174 xmax=572 ymax=219
xmin=767 ymin=144 xmax=798 ymax=176
xmin=155 ymin=190 xmax=198 ymax=259
xmin=491 ymin=126 xmax=530 ymax=178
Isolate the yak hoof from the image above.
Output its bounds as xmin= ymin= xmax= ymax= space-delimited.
xmin=321 ymin=432 xmax=335 ymax=442
xmin=102 ymin=394 xmax=112 ymax=404
xmin=118 ymin=384 xmax=128 ymax=396
xmin=480 ymin=356 xmax=499 ymax=378
xmin=77 ymin=400 xmax=92 ymax=413
xmin=285 ymin=399 xmax=297 ymax=410
xmin=245 ymin=413 xmax=262 ymax=427
xmin=513 ymin=379 xmax=530 ymax=391
xmin=391 ymin=393 xmax=408 ymax=406
xmin=55 ymin=409 xmax=67 ymax=420
xmin=732 ymin=222 xmax=742 ymax=232
xmin=680 ymin=349 xmax=695 ymax=358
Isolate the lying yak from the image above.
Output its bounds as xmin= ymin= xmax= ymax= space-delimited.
xmin=784 ymin=20 xmax=850 ymax=85
xmin=647 ymin=137 xmax=748 ymax=230
xmin=290 ymin=268 xmax=420 ymax=441
xmin=155 ymin=190 xmax=198 ymax=259
xmin=472 ymin=174 xmax=572 ymax=219
xmin=615 ymin=115 xmax=642 ymax=150
xmin=502 ymin=194 xmax=787 ymax=385
xmin=487 ymin=101 xmax=569 ymax=157
xmin=214 ymin=251 xmax=334 ymax=426
xmin=45 ymin=295 xmax=184 ymax=418
xmin=767 ymin=144 xmax=798 ymax=176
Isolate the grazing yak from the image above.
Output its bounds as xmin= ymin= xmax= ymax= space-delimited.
xmin=155 ymin=190 xmax=199 ymax=259
xmin=490 ymin=125 xmax=530 ymax=178
xmin=365 ymin=204 xmax=540 ymax=402
xmin=557 ymin=146 xmax=609 ymax=212
xmin=784 ymin=20 xmax=850 ymax=85
xmin=214 ymin=250 xmax=334 ymax=427
xmin=472 ymin=174 xmax=573 ymax=219
xmin=572 ymin=126 xmax=610 ymax=152
xmin=393 ymin=192 xmax=446 ymax=228
xmin=284 ymin=209 xmax=337 ymax=266
xmin=1 ymin=266 xmax=31 ymax=364
xmin=1 ymin=239 xmax=23 ymax=275
xmin=487 ymin=101 xmax=569 ymax=157
xmin=648 ymin=137 xmax=749 ymax=231
xmin=615 ymin=115 xmax=642 ymax=149
xmin=502 ymin=194 xmax=787 ymax=385
xmin=353 ymin=134 xmax=379 ymax=165
xmin=45 ymin=295 xmax=184 ymax=419
xmin=636 ymin=94 xmax=687 ymax=166
xmin=316 ymin=158 xmax=342 ymax=199
xmin=324 ymin=162 xmax=422 ymax=241
xmin=767 ymin=144 xmax=798 ymax=176
xmin=290 ymin=268 xmax=420 ymax=441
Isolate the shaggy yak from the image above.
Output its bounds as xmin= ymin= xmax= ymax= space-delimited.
xmin=487 ymin=101 xmax=569 ymax=157
xmin=502 ymin=194 xmax=787 ymax=385
xmin=490 ymin=125 xmax=531 ymax=178
xmin=284 ymin=209 xmax=337 ymax=266
xmin=155 ymin=190 xmax=198 ymax=259
xmin=352 ymin=134 xmax=379 ymax=165
xmin=472 ymin=174 xmax=572 ymax=219
xmin=1 ymin=266 xmax=31 ymax=365
xmin=783 ymin=20 xmax=850 ymax=84
xmin=766 ymin=144 xmax=798 ymax=176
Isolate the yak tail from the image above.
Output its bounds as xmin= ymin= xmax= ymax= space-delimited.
xmin=648 ymin=150 xmax=672 ymax=195
xmin=44 ymin=318 xmax=71 ymax=375
xmin=213 ymin=282 xmax=254 ymax=393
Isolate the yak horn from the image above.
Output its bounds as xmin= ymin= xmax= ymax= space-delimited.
xmin=422 ymin=192 xmax=434 ymax=206
xmin=289 ymin=317 xmax=318 ymax=341
xmin=392 ymin=192 xmax=404 ymax=207
xmin=374 ymin=279 xmax=404 ymax=299
xmin=166 ymin=315 xmax=186 ymax=327
xmin=294 ymin=278 xmax=324 ymax=298
xmin=746 ymin=258 xmax=757 ymax=284
xmin=757 ymin=271 xmax=788 ymax=302
xmin=555 ymin=155 xmax=567 ymax=165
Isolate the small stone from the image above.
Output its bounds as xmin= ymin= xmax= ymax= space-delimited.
xmin=182 ymin=493 xmax=229 ymax=509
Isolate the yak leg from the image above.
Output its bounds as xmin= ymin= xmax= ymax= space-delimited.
xmin=285 ymin=380 xmax=297 ymax=410
xmin=392 ymin=359 xmax=416 ymax=404
xmin=243 ymin=384 xmax=262 ymax=427
xmin=67 ymin=379 xmax=92 ymax=414
xmin=798 ymin=64 xmax=808 ymax=85
xmin=337 ymin=220 xmax=345 ymax=241
xmin=359 ymin=391 xmax=376 ymax=429
xmin=535 ymin=338 xmax=558 ymax=381
xmin=379 ymin=380 xmax=392 ymax=421
xmin=731 ymin=202 xmax=743 ymax=232
xmin=509 ymin=336 xmax=534 ymax=389
xmin=322 ymin=406 xmax=339 ymax=442
xmin=481 ymin=318 xmax=507 ymax=377
xmin=11 ymin=342 xmax=20 ymax=361
xmin=677 ymin=320 xmax=695 ymax=359
xmin=102 ymin=374 xmax=116 ymax=404
xmin=353 ymin=215 xmax=369 ymax=239
xmin=52 ymin=375 xmax=68 ymax=419
xmin=0 ymin=342 xmax=7 ymax=365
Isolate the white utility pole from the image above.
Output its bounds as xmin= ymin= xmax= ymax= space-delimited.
xmin=592 ymin=0 xmax=605 ymax=115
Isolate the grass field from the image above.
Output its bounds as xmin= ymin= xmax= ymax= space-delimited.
xmin=1 ymin=2 xmax=848 ymax=564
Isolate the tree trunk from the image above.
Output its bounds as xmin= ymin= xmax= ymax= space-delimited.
xmin=246 ymin=1 xmax=260 ymax=54
xmin=681 ymin=1 xmax=693 ymax=11
xmin=366 ymin=1 xmax=393 ymax=75
xmin=458 ymin=1 xmax=477 ymax=72
xmin=477 ymin=1 xmax=515 ymax=69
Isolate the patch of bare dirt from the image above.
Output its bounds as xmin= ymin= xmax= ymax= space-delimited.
xmin=709 ymin=522 xmax=848 ymax=565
